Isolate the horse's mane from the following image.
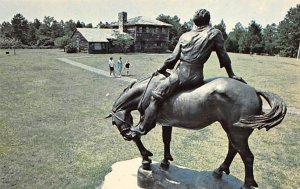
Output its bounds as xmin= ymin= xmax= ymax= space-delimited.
xmin=112 ymin=76 xmax=151 ymax=112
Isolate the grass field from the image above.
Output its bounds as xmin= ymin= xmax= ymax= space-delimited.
xmin=0 ymin=49 xmax=299 ymax=189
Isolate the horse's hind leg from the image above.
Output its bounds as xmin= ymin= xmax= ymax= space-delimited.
xmin=213 ymin=138 xmax=237 ymax=178
xmin=160 ymin=126 xmax=173 ymax=170
xmin=229 ymin=128 xmax=258 ymax=189
xmin=133 ymin=137 xmax=153 ymax=170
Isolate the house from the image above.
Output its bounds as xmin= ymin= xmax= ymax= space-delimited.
xmin=71 ymin=28 xmax=132 ymax=53
xmin=71 ymin=12 xmax=172 ymax=53
xmin=111 ymin=12 xmax=172 ymax=52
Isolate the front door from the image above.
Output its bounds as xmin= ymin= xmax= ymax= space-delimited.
xmin=141 ymin=41 xmax=145 ymax=52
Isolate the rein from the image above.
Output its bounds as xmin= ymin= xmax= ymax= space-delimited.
xmin=111 ymin=111 xmax=133 ymax=127
xmin=138 ymin=72 xmax=156 ymax=110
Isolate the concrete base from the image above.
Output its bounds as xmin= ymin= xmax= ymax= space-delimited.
xmin=100 ymin=158 xmax=244 ymax=189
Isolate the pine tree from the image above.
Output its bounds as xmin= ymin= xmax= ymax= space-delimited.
xmin=11 ymin=13 xmax=29 ymax=44
xmin=277 ymin=4 xmax=300 ymax=57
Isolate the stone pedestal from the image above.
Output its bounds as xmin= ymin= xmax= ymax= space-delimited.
xmin=100 ymin=158 xmax=244 ymax=189
xmin=137 ymin=162 xmax=244 ymax=189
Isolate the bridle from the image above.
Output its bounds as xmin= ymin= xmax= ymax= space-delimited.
xmin=110 ymin=111 xmax=133 ymax=137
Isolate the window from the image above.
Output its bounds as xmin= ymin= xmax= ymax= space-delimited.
xmin=156 ymin=41 xmax=161 ymax=47
xmin=142 ymin=26 xmax=146 ymax=32
xmin=158 ymin=27 xmax=162 ymax=33
xmin=94 ymin=43 xmax=102 ymax=50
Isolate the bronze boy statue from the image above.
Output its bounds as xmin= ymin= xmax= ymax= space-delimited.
xmin=130 ymin=9 xmax=246 ymax=138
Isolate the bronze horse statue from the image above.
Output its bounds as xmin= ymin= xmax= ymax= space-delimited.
xmin=108 ymin=73 xmax=287 ymax=189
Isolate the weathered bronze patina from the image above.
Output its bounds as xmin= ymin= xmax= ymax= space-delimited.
xmin=108 ymin=9 xmax=287 ymax=189
xmin=130 ymin=9 xmax=245 ymax=139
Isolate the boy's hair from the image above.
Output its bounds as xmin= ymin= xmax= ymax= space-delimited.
xmin=193 ymin=9 xmax=210 ymax=27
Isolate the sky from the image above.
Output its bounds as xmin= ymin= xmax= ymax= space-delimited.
xmin=0 ymin=0 xmax=299 ymax=32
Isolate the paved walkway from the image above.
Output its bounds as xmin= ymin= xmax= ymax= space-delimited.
xmin=57 ymin=58 xmax=137 ymax=83
xmin=57 ymin=57 xmax=299 ymax=115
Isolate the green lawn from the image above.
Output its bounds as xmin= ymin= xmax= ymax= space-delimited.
xmin=0 ymin=49 xmax=299 ymax=189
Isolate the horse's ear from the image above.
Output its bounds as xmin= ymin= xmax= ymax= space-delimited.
xmin=104 ymin=113 xmax=112 ymax=119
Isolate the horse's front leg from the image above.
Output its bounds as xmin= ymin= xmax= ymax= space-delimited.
xmin=133 ymin=137 xmax=153 ymax=170
xmin=161 ymin=126 xmax=173 ymax=170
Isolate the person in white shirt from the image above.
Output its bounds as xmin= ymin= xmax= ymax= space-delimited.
xmin=108 ymin=57 xmax=116 ymax=77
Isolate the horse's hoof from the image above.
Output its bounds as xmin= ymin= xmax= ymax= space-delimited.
xmin=224 ymin=168 xmax=230 ymax=175
xmin=240 ymin=186 xmax=255 ymax=189
xmin=160 ymin=161 xmax=170 ymax=170
xmin=147 ymin=151 xmax=153 ymax=157
xmin=165 ymin=154 xmax=173 ymax=161
xmin=241 ymin=180 xmax=258 ymax=189
xmin=212 ymin=169 xmax=223 ymax=179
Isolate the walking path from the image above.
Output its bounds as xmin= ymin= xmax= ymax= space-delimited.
xmin=57 ymin=58 xmax=137 ymax=83
xmin=57 ymin=57 xmax=299 ymax=116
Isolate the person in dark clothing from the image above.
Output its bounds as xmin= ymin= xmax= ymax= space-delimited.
xmin=125 ymin=60 xmax=130 ymax=76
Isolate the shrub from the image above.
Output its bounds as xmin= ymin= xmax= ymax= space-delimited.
xmin=55 ymin=36 xmax=71 ymax=49
xmin=65 ymin=44 xmax=77 ymax=53
xmin=0 ymin=37 xmax=22 ymax=49
xmin=37 ymin=37 xmax=55 ymax=47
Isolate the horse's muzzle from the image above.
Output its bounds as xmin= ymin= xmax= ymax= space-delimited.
xmin=120 ymin=128 xmax=134 ymax=141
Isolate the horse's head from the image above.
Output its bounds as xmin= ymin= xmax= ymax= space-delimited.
xmin=106 ymin=110 xmax=133 ymax=141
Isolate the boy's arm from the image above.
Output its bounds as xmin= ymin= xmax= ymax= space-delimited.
xmin=157 ymin=37 xmax=182 ymax=74
xmin=215 ymin=30 xmax=247 ymax=84
xmin=224 ymin=64 xmax=247 ymax=84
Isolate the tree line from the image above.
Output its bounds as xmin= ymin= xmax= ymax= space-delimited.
xmin=157 ymin=4 xmax=299 ymax=58
xmin=0 ymin=4 xmax=299 ymax=57
xmin=0 ymin=14 xmax=95 ymax=50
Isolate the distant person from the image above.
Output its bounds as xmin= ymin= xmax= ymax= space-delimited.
xmin=125 ymin=60 xmax=131 ymax=76
xmin=117 ymin=57 xmax=123 ymax=76
xmin=108 ymin=57 xmax=116 ymax=77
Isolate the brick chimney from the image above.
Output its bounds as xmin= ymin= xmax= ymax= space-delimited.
xmin=118 ymin=12 xmax=127 ymax=32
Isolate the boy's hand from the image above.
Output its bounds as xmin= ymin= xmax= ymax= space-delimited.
xmin=157 ymin=65 xmax=167 ymax=74
xmin=231 ymin=75 xmax=247 ymax=84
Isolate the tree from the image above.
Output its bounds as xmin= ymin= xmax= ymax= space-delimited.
xmin=27 ymin=22 xmax=38 ymax=45
xmin=112 ymin=30 xmax=134 ymax=52
xmin=238 ymin=32 xmax=251 ymax=53
xmin=38 ymin=16 xmax=55 ymax=37
xmin=182 ymin=19 xmax=193 ymax=33
xmin=0 ymin=37 xmax=22 ymax=48
xmin=277 ymin=4 xmax=300 ymax=57
xmin=214 ymin=19 xmax=228 ymax=40
xmin=248 ymin=20 xmax=263 ymax=53
xmin=50 ymin=20 xmax=64 ymax=38
xmin=86 ymin=23 xmax=93 ymax=28
xmin=262 ymin=23 xmax=279 ymax=55
xmin=0 ymin=21 xmax=13 ymax=38
xmin=11 ymin=13 xmax=29 ymax=44
xmin=54 ymin=36 xmax=70 ymax=50
xmin=225 ymin=22 xmax=246 ymax=53
xmin=64 ymin=20 xmax=76 ymax=37
xmin=97 ymin=21 xmax=110 ymax=28
xmin=76 ymin=20 xmax=83 ymax=28
xmin=33 ymin=19 xmax=41 ymax=30
xmin=157 ymin=14 xmax=183 ymax=50
xmin=237 ymin=21 xmax=263 ymax=54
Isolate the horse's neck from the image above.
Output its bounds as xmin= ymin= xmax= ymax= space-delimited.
xmin=112 ymin=82 xmax=145 ymax=112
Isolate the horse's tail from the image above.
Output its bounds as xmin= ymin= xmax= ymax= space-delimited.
xmin=233 ymin=90 xmax=287 ymax=130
